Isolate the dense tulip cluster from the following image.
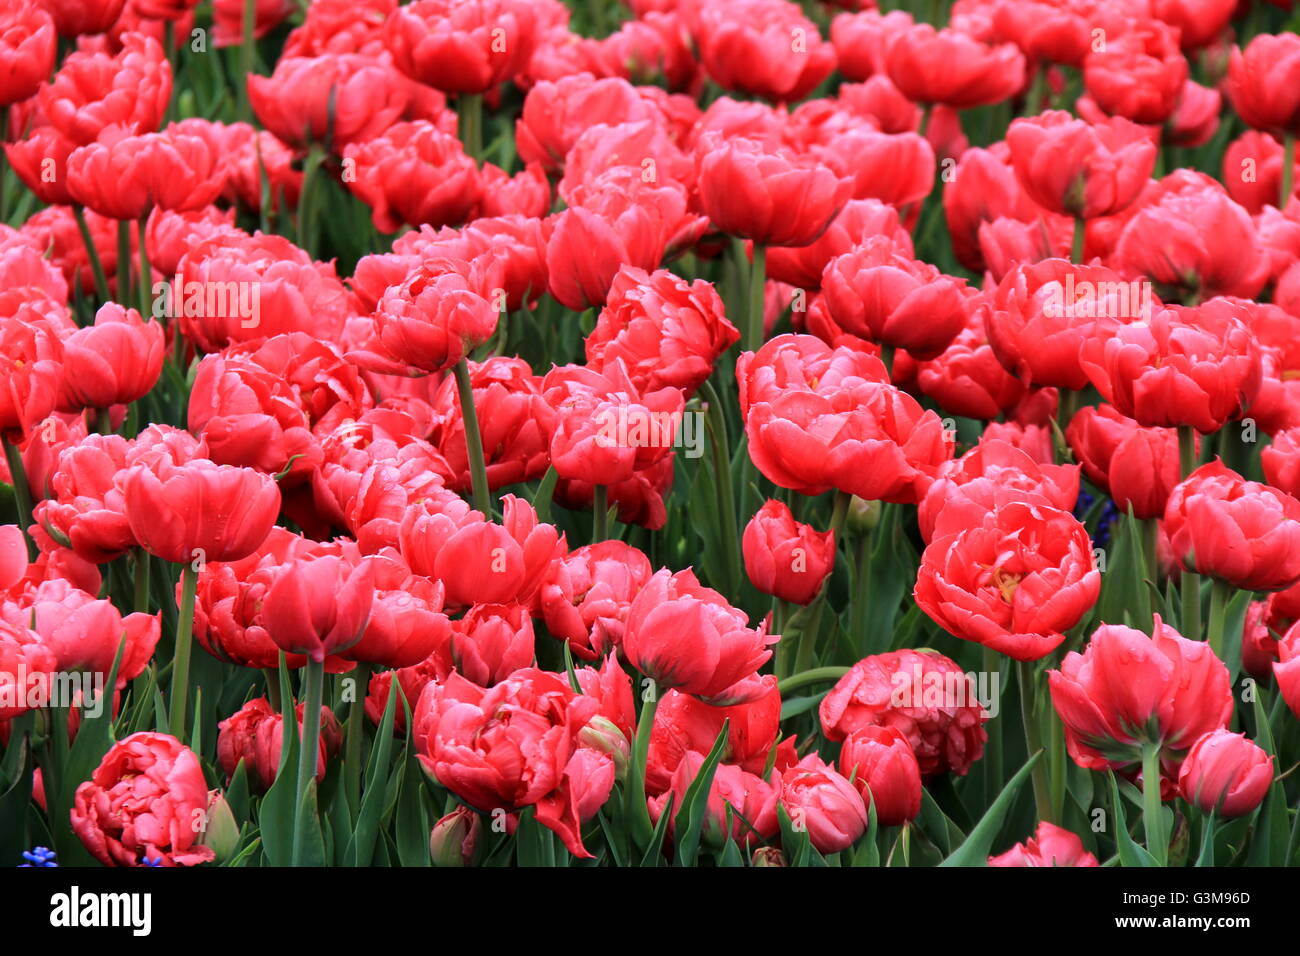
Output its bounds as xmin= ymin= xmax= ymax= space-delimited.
xmin=0 ymin=0 xmax=1297 ymax=873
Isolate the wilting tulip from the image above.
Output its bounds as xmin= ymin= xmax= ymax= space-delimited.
xmin=821 ymin=649 xmax=987 ymax=777
xmin=1049 ymin=617 xmax=1232 ymax=778
xmin=71 ymin=733 xmax=215 ymax=867
xmin=1177 ymin=730 xmax=1273 ymax=819
xmin=1067 ymin=405 xmax=1184 ymax=521
xmin=622 ymin=568 xmax=776 ymax=704
xmin=742 ymin=500 xmax=835 ymax=605
xmin=217 ymin=697 xmax=342 ymax=792
xmin=916 ymin=502 xmax=1100 ymax=661
xmin=837 ymin=725 xmax=922 ymax=826
xmin=988 ymin=822 xmax=1099 ymax=867
xmin=1163 ymin=461 xmax=1300 ymax=592
xmin=1006 ymin=111 xmax=1157 ymax=220
xmin=778 ymin=754 xmax=868 ymax=852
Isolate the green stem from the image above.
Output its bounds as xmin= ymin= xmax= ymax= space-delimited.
xmin=72 ymin=206 xmax=110 ymax=304
xmin=592 ymin=484 xmax=608 ymax=543
xmin=1071 ymin=216 xmax=1086 ymax=263
xmin=1181 ymin=571 xmax=1202 ymax=641
xmin=263 ymin=668 xmax=282 ymax=712
xmin=981 ymin=646 xmax=1003 ymax=809
xmin=1141 ymin=742 xmax=1167 ymax=865
xmin=1206 ymin=578 xmax=1230 ymax=659
xmin=917 ymin=104 xmax=932 ymax=140
xmin=93 ymin=407 xmax=113 ymax=435
xmin=776 ymin=665 xmax=850 ymax=696
xmin=291 ymin=657 xmax=325 ymax=866
xmin=458 ymin=93 xmax=483 ymax=163
xmin=132 ymin=547 xmax=151 ymax=614
xmin=1282 ymin=133 xmax=1295 ymax=211
xmin=1017 ymin=660 xmax=1055 ymax=825
xmin=116 ymin=219 xmax=132 ymax=308
xmin=344 ymin=661 xmax=371 ymax=818
xmin=454 ymin=358 xmax=493 ymax=519
xmin=744 ymin=243 xmax=766 ymax=353
xmin=167 ymin=563 xmax=199 ymax=740
xmin=1178 ymin=424 xmax=1197 ymax=480
xmin=702 ymin=379 xmax=740 ymax=596
xmin=239 ymin=0 xmax=257 ymax=124
xmin=626 ymin=685 xmax=659 ymax=851
xmin=850 ymin=530 xmax=872 ymax=653
xmin=137 ymin=212 xmax=152 ymax=319
xmin=880 ymin=345 xmax=895 ymax=380
xmin=2 ymin=436 xmax=35 ymax=560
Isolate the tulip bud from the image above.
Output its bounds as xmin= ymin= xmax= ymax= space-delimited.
xmin=429 ymin=806 xmax=481 ymax=867
xmin=1177 ymin=730 xmax=1273 ymax=819
xmin=578 ymin=716 xmax=630 ymax=779
xmin=751 ymin=847 xmax=787 ymax=867
xmin=197 ymin=792 xmax=240 ymax=863
xmin=847 ymin=496 xmax=882 ymax=534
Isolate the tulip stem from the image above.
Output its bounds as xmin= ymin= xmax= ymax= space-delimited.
xmin=1140 ymin=742 xmax=1167 ymax=865
xmin=1 ymin=437 xmax=35 ymax=560
xmin=1177 ymin=425 xmax=1197 ymax=480
xmin=702 ymin=379 xmax=741 ymax=596
xmin=263 ymin=668 xmax=282 ymax=712
xmin=239 ymin=0 xmax=258 ymax=124
xmin=1282 ymin=133 xmax=1295 ymax=212
xmin=344 ymin=661 xmax=371 ymax=819
xmin=92 ymin=407 xmax=112 ymax=435
xmin=1017 ymin=660 xmax=1055 ymax=825
xmin=744 ymin=243 xmax=766 ymax=353
xmin=776 ymin=665 xmax=849 ymax=696
xmin=458 ymin=93 xmax=484 ymax=163
xmin=292 ymin=657 xmax=325 ymax=867
xmin=592 ymin=484 xmax=608 ymax=542
xmin=72 ymin=206 xmax=111 ymax=304
xmin=132 ymin=547 xmax=151 ymax=614
xmin=626 ymin=684 xmax=659 ymax=852
xmin=1206 ymin=578 xmax=1231 ymax=660
xmin=167 ymin=563 xmax=200 ymax=740
xmin=1071 ymin=216 xmax=1085 ymax=264
xmin=453 ymin=359 xmax=493 ymax=519
xmin=137 ymin=213 xmax=153 ymax=319
xmin=116 ymin=220 xmax=133 ymax=308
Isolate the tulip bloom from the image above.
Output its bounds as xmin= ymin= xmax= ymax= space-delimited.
xmin=1049 ymin=617 xmax=1232 ymax=778
xmin=698 ymin=137 xmax=850 ymax=247
xmin=988 ymin=822 xmax=1099 ymax=867
xmin=886 ymin=24 xmax=1025 ymax=108
xmin=648 ymin=751 xmax=779 ymax=848
xmin=122 ymin=459 xmax=281 ymax=567
xmin=1083 ymin=22 xmax=1187 ymax=124
xmin=39 ymin=34 xmax=172 ymax=145
xmin=0 ymin=620 xmax=57 ymax=720
xmin=765 ymin=198 xmax=912 ymax=291
xmin=538 ymin=540 xmax=653 ymax=661
xmin=1066 ymin=405 xmax=1184 ymax=521
xmin=383 ymin=0 xmax=539 ymax=95
xmin=821 ymin=649 xmax=987 ymax=776
xmin=1226 ymin=34 xmax=1300 ymax=137
xmin=693 ymin=0 xmax=835 ymax=103
xmin=778 ymin=754 xmax=868 ymax=852
xmin=742 ymin=499 xmax=835 ymax=605
xmin=1177 ymin=730 xmax=1273 ymax=819
xmin=1006 ymin=111 xmax=1156 ymax=220
xmin=622 ymin=568 xmax=776 ymax=704
xmin=55 ymin=304 xmax=164 ymax=414
xmin=837 ymin=725 xmax=922 ymax=826
xmin=259 ymin=555 xmax=376 ymax=663
xmin=67 ymin=126 xmax=224 ymax=221
xmin=248 ymin=54 xmax=409 ymax=150
xmin=1163 ymin=461 xmax=1300 ymax=592
xmin=0 ymin=4 xmax=56 ymax=107
xmin=449 ymin=603 xmax=535 ymax=688
xmin=217 ymin=697 xmax=341 ymax=792
xmin=71 ymin=733 xmax=215 ymax=867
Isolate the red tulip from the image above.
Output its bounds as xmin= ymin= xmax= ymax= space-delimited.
xmin=259 ymin=554 xmax=375 ymax=663
xmin=0 ymin=619 xmax=57 ymax=719
xmin=585 ymin=266 xmax=738 ymax=398
xmin=742 ymin=499 xmax=835 ymax=605
xmin=837 ymin=725 xmax=922 ymax=826
xmin=942 ymin=144 xmax=1049 ymax=273
xmin=647 ymin=751 xmax=778 ymax=847
xmin=765 ymin=198 xmax=912 ymax=291
xmin=71 ymin=732 xmax=215 ymax=866
xmin=816 ymin=127 xmax=936 ymax=212
xmin=384 ymin=0 xmax=539 ymax=95
xmin=820 ymin=649 xmax=987 ymax=776
xmin=248 ymin=54 xmax=409 ymax=150
xmin=1163 ymin=461 xmax=1300 ymax=592
xmin=1082 ymin=301 xmax=1262 ymax=434
xmin=830 ymin=9 xmax=914 ymax=81
xmin=622 ymin=568 xmax=776 ymax=704
xmin=693 ymin=0 xmax=835 ymax=103
xmin=988 ymin=821 xmax=1099 ymax=867
xmin=0 ymin=525 xmax=26 ymax=593
xmin=516 ymin=74 xmax=655 ymax=173
xmin=211 ymin=0 xmax=295 ymax=46
xmin=0 ymin=4 xmax=56 ymax=107
xmin=538 ymin=540 xmax=653 ymax=662
xmin=1066 ymin=404 xmax=1184 ymax=520
xmin=39 ymin=0 xmax=126 ymax=37
xmin=0 ymin=312 xmax=62 ymax=444
xmin=1049 ymin=617 xmax=1232 ymax=777
xmin=1224 ymin=132 xmax=1300 ymax=215
xmin=346 ymin=558 xmax=451 ymax=669
xmin=55 ymin=304 xmax=164 ymax=413
xmin=1006 ymin=111 xmax=1156 ymax=219
xmin=34 ymin=434 xmax=138 ymax=564
xmin=40 ymin=34 xmax=171 ymax=145
xmin=778 ymin=754 xmax=868 ymax=852
xmin=698 ymin=137 xmax=850 ymax=247
xmin=450 ymin=603 xmax=535 ymax=687
xmin=1083 ymin=21 xmax=1187 ymax=124
xmin=1177 ymin=729 xmax=1273 ymax=818
xmin=217 ymin=697 xmax=342 ymax=792
xmin=122 ymin=459 xmax=281 ymax=566
xmin=1226 ymin=34 xmax=1300 ymax=137
xmin=909 ymin=318 xmax=1027 ymax=421
xmin=885 ymin=23 xmax=1026 ymax=108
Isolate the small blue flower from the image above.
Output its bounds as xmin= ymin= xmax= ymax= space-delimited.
xmin=19 ymin=846 xmax=58 ymax=867
xmin=142 ymin=856 xmax=163 ymax=867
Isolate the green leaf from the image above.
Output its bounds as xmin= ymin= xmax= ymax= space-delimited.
xmin=939 ymin=751 xmax=1041 ymax=866
xmin=394 ymin=752 xmax=431 ymax=867
xmin=344 ymin=672 xmax=399 ymax=867
xmin=1107 ymin=772 xmax=1159 ymax=868
xmin=672 ymin=720 xmax=730 ymax=867
xmin=638 ymin=792 xmax=675 ymax=867
xmin=1246 ymin=691 xmax=1288 ymax=867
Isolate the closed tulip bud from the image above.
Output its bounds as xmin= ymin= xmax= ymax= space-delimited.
xmin=846 ymin=496 xmax=882 ymax=534
xmin=1006 ymin=111 xmax=1156 ymax=220
xmin=196 ymin=792 xmax=240 ymax=863
xmin=988 ymin=821 xmax=1099 ymax=867
xmin=429 ymin=806 xmax=481 ymax=867
xmin=122 ymin=459 xmax=281 ymax=566
xmin=1177 ymin=730 xmax=1273 ymax=818
xmin=1163 ymin=462 xmax=1300 ymax=592
xmin=751 ymin=846 xmax=787 ymax=867
xmin=742 ymin=500 xmax=835 ymax=606
xmin=838 ymin=725 xmax=922 ymax=827
xmin=578 ymin=716 xmax=630 ymax=779
xmin=779 ymin=754 xmax=868 ymax=853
